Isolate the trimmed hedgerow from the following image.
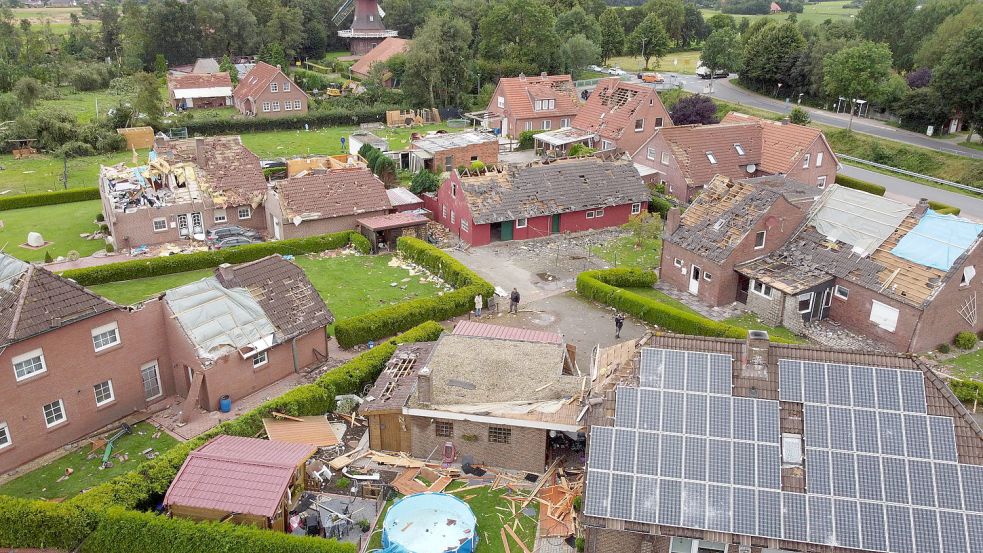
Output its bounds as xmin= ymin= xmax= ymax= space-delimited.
xmin=0 ymin=496 xmax=97 ymax=550
xmin=577 ymin=268 xmax=794 ymax=341
xmin=834 ymin=175 xmax=886 ymax=196
xmin=61 ymin=230 xmax=359 ymax=286
xmin=928 ymin=200 xmax=960 ymax=216
xmin=349 ymin=231 xmax=371 ymax=254
xmin=0 ymin=187 xmax=101 ymax=210
xmin=333 ymin=237 xmax=493 ymax=348
xmin=178 ymin=106 xmax=397 ymax=136
xmin=81 ymin=508 xmax=355 ymax=553
xmin=951 ymin=378 xmax=983 ymax=403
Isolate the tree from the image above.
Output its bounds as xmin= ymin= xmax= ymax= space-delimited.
xmin=895 ymin=0 xmax=972 ymax=70
xmin=680 ymin=4 xmax=707 ymax=48
xmin=377 ymin=0 xmax=430 ymax=38
xmin=264 ymin=6 xmax=304 ymax=57
xmin=915 ymin=3 xmax=983 ymax=69
xmin=669 ymin=94 xmax=718 ymax=124
xmin=194 ymin=0 xmax=257 ymax=58
xmin=706 ymin=13 xmax=735 ymax=32
xmin=622 ymin=212 xmax=662 ymax=248
xmin=479 ymin=0 xmax=561 ymax=73
xmin=700 ymin=27 xmax=740 ymax=92
xmin=933 ymin=26 xmax=983 ymax=143
xmin=133 ymin=71 xmax=163 ymax=124
xmin=118 ymin=0 xmax=147 ymax=71
xmin=643 ymin=0 xmax=685 ymax=43
xmin=741 ymin=22 xmax=805 ymax=91
xmin=258 ymin=41 xmax=287 ymax=68
xmin=906 ymin=67 xmax=931 ymax=89
xmin=854 ymin=0 xmax=916 ymax=64
xmin=97 ymin=0 xmax=120 ymax=60
xmin=12 ymin=76 xmax=40 ymax=107
xmin=561 ymin=34 xmax=601 ymax=78
xmin=404 ymin=12 xmax=473 ymax=107
xmin=153 ymin=53 xmax=167 ymax=76
xmin=894 ymin=87 xmax=949 ymax=133
xmin=219 ymin=54 xmax=239 ymax=84
xmin=823 ymin=41 xmax=893 ymax=130
xmin=409 ymin=168 xmax=440 ymax=194
xmin=628 ymin=13 xmax=671 ymax=70
xmin=555 ymin=6 xmax=601 ymax=43
xmin=144 ymin=0 xmax=201 ymax=66
xmin=598 ymin=9 xmax=624 ymax=63
xmin=373 ymin=155 xmax=397 ymax=185
xmin=789 ymin=106 xmax=810 ymax=125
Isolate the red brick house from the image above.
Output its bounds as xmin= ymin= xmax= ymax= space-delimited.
xmin=232 ymin=62 xmax=309 ymax=118
xmin=633 ymin=114 xmax=838 ymax=202
xmin=535 ymin=78 xmax=672 ymax=156
xmin=485 ymin=73 xmax=580 ymax=138
xmin=434 ymin=157 xmax=649 ymax=247
xmin=264 ymin=167 xmax=391 ymax=240
xmin=167 ymin=72 xmax=233 ymax=110
xmin=660 ymin=174 xmax=820 ymax=307
xmin=350 ymin=37 xmax=409 ymax=85
xmin=408 ymin=131 xmax=499 ymax=173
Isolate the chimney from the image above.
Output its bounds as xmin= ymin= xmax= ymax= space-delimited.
xmin=913 ymin=198 xmax=930 ymax=217
xmin=217 ymin=262 xmax=235 ymax=284
xmin=666 ymin=207 xmax=681 ymax=234
xmin=194 ymin=137 xmax=206 ymax=166
xmin=418 ymin=367 xmax=432 ymax=406
xmin=743 ymin=330 xmax=770 ymax=378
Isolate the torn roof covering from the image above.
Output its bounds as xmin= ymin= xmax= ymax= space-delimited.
xmin=411 ymin=130 xmax=497 ymax=153
xmin=891 ymin=209 xmax=983 ymax=271
xmin=459 ymin=157 xmax=649 ymax=225
xmin=360 ymin=341 xmax=436 ymax=413
xmin=809 ymin=183 xmax=912 ymax=256
xmin=154 ymin=135 xmax=267 ymax=207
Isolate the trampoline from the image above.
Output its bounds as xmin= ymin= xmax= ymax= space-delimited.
xmin=379 ymin=492 xmax=478 ymax=553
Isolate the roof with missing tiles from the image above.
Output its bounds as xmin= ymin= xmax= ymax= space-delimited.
xmin=154 ymin=135 xmax=267 ymax=207
xmin=273 ymin=168 xmax=391 ymax=221
xmin=573 ymin=78 xmax=668 ymax=142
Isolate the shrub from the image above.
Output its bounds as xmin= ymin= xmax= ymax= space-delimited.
xmin=0 ymin=187 xmax=101 ymax=211
xmin=61 ymin=231 xmax=358 ymax=286
xmin=670 ymin=95 xmax=719 ymax=125
xmin=517 ymin=130 xmax=544 ymax=150
xmin=470 ymin=160 xmax=486 ymax=173
xmin=179 ymin=106 xmax=396 ymax=136
xmin=409 ymin=169 xmax=441 ymax=194
xmin=0 ymin=496 xmax=96 ymax=550
xmin=96 ymin=212 xmax=105 ymax=222
xmin=650 ymin=195 xmax=673 ymax=219
xmin=44 ymin=250 xmax=53 ymax=263
xmin=576 ymin=536 xmax=585 ymax=552
xmin=953 ymin=331 xmax=977 ymax=350
xmin=568 ymin=143 xmax=596 ymax=157
xmin=834 ymin=175 xmax=886 ymax=196
xmin=335 ymin=477 xmax=352 ymax=490
xmin=373 ymin=155 xmax=397 ymax=185
xmin=928 ymin=200 xmax=960 ymax=215
xmin=938 ymin=343 xmax=951 ymax=354
xmin=789 ymin=106 xmax=810 ymax=125
xmin=105 ymin=244 xmax=115 ymax=253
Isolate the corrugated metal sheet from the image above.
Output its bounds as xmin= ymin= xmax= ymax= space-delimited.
xmin=452 ymin=320 xmax=563 ymax=344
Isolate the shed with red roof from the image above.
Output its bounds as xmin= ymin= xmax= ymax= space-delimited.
xmin=164 ymin=435 xmax=316 ymax=531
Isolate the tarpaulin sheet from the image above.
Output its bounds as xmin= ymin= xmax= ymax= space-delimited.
xmin=891 ymin=210 xmax=983 ymax=271
xmin=810 ymin=185 xmax=912 ymax=256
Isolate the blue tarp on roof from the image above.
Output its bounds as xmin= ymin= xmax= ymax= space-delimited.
xmin=890 ymin=210 xmax=983 ymax=271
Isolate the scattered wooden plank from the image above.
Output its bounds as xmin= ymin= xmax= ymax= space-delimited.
xmin=505 ymin=523 xmax=532 ymax=553
xmin=447 ymin=484 xmax=488 ymax=494
xmin=501 ymin=528 xmax=512 ymax=553
xmin=271 ymin=411 xmax=304 ymax=422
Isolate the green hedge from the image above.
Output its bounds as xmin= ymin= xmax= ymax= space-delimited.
xmin=179 ymin=106 xmax=397 ymax=135
xmin=0 ymin=187 xmax=101 ymax=210
xmin=82 ymin=508 xmax=355 ymax=553
xmin=577 ymin=268 xmax=791 ymax=341
xmin=517 ymin=129 xmax=544 ymax=150
xmin=928 ymin=200 xmax=961 ymax=216
xmin=62 ymin=230 xmax=359 ymax=286
xmin=333 ymin=237 xmax=494 ymax=348
xmin=0 ymin=496 xmax=97 ymax=550
xmin=834 ymin=175 xmax=886 ymax=196
xmin=950 ymin=378 xmax=983 ymax=403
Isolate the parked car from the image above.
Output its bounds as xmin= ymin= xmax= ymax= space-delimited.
xmin=205 ymin=225 xmax=261 ymax=244
xmin=641 ymin=73 xmax=665 ymax=83
xmin=589 ymin=65 xmax=604 ymax=73
xmin=695 ymin=65 xmax=729 ymax=79
xmin=212 ymin=235 xmax=262 ymax=250
xmin=608 ymin=67 xmax=627 ymax=76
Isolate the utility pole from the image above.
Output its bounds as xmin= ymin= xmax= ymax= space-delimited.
xmin=641 ymin=38 xmax=648 ymax=70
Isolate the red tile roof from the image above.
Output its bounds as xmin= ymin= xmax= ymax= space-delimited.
xmin=164 ymin=435 xmax=315 ymax=518
xmin=643 ymin=123 xmax=764 ymax=187
xmin=351 ymin=37 xmax=409 ymax=78
xmin=274 ymin=168 xmax=391 ymax=221
xmin=232 ymin=62 xmax=309 ymax=102
xmin=357 ymin=211 xmax=429 ymax=231
xmin=573 ymin=78 xmax=668 ymax=143
xmin=167 ymin=72 xmax=232 ymax=92
xmin=154 ymin=135 xmax=267 ymax=206
xmin=489 ymin=74 xmax=580 ymax=120
xmin=721 ymin=112 xmax=835 ymax=174
xmin=452 ymin=321 xmax=563 ymax=344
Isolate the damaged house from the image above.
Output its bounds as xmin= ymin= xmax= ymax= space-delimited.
xmin=166 ymin=72 xmax=234 ymax=110
xmin=735 ymin=185 xmax=983 ymax=352
xmin=99 ymin=135 xmax=267 ymax=249
xmin=435 ymin=156 xmax=650 ymax=247
xmin=582 ymin=332 xmax=983 ymax=553
xmin=631 ymin=116 xmax=838 ymax=202
xmin=360 ymin=321 xmax=585 ymax=474
xmin=660 ymin=174 xmax=821 ymax=306
xmin=408 ymin=131 xmax=499 ymax=174
xmin=482 ymin=73 xmax=581 ymax=138
xmin=264 ymin=167 xmax=391 ymax=240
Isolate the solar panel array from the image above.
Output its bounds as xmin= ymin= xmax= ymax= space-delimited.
xmin=584 ymin=349 xmax=982 ymax=553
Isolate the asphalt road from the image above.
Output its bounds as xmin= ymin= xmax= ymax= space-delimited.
xmin=839 ymin=164 xmax=983 ymax=221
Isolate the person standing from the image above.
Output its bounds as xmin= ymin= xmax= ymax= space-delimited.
xmin=615 ymin=313 xmax=625 ymax=338
xmin=509 ymin=288 xmax=520 ymax=314
xmin=474 ymin=294 xmax=483 ymax=317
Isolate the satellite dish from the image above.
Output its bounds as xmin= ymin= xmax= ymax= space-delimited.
xmin=746 ymin=164 xmax=757 ymax=173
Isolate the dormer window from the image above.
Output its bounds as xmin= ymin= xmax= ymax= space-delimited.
xmin=734 ymin=143 xmax=745 ymax=156
xmin=706 ymin=152 xmax=717 ymax=164
xmin=534 ymin=99 xmax=555 ymax=111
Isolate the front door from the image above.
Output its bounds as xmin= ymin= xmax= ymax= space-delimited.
xmin=502 ymin=118 xmax=509 ymax=137
xmin=501 ymin=221 xmax=514 ymax=241
xmin=552 ymin=214 xmax=560 ymax=234
xmin=177 ymin=214 xmax=189 ymax=237
xmin=819 ymin=287 xmax=832 ymax=319
xmin=737 ymin=274 xmax=750 ymax=304
xmin=689 ymin=265 xmax=701 ymax=295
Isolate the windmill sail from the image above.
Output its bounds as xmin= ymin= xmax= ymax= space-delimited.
xmin=332 ymin=0 xmax=354 ymax=26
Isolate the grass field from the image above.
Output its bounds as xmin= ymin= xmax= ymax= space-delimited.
xmin=0 ymin=200 xmax=105 ymax=262
xmin=88 ymin=269 xmax=214 ymax=305
xmin=946 ymin=349 xmax=983 ymax=380
xmin=723 ymin=313 xmax=809 ymax=344
xmin=239 ymin=123 xmax=452 ymax=158
xmin=40 ymin=88 xmax=127 ymax=123
xmin=0 ymin=150 xmax=137 ymax=196
xmin=13 ymin=7 xmax=98 ymax=34
xmin=0 ymin=422 xmax=178 ymax=500
xmin=608 ymin=50 xmax=702 ymax=74
xmin=699 ymin=0 xmax=859 ymax=24
xmin=591 ymin=236 xmax=662 ymax=270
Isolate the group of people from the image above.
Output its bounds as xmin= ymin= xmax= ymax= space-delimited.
xmin=473 ymin=289 xmax=627 ymax=338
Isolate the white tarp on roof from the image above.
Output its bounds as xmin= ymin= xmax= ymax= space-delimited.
xmin=0 ymin=254 xmax=27 ymax=292
xmin=173 ymin=87 xmax=233 ymax=99
xmin=809 ymin=184 xmax=912 ymax=256
xmin=165 ymin=277 xmax=276 ymax=361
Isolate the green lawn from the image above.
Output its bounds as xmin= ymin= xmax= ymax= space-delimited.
xmin=946 ymin=349 xmax=983 ymax=380
xmin=0 ymin=150 xmax=138 ymax=196
xmin=41 ymin=88 xmax=129 ymax=123
xmin=89 ymin=269 xmax=214 ymax=305
xmin=239 ymin=123 xmax=452 ymax=159
xmin=591 ymin=236 xmax=661 ymax=270
xmin=609 ymin=50 xmax=702 ymax=74
xmin=0 ymin=422 xmax=178 ymax=500
xmin=723 ymin=313 xmax=809 ymax=344
xmin=699 ymin=0 xmax=858 ymax=24
xmin=0 ymin=200 xmax=105 ymax=262
xmin=626 ymin=287 xmax=702 ymax=316
xmin=13 ymin=7 xmax=98 ymax=34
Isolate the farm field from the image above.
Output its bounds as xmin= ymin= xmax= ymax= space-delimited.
xmin=12 ymin=7 xmax=98 ymax=33
xmin=699 ymin=0 xmax=859 ymax=25
xmin=608 ymin=49 xmax=702 ymax=74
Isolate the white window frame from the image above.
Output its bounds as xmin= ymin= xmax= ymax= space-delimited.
xmin=674 ymin=258 xmax=683 ymax=268
xmin=647 ymin=148 xmax=656 ymax=160
xmin=547 ymin=99 xmax=555 ymax=110
xmin=834 ymin=285 xmax=849 ymax=300
xmin=802 ymin=153 xmax=811 ymax=168
xmin=542 ymin=120 xmax=551 ymax=130
xmin=754 ymin=230 xmax=766 ymax=249
xmin=441 ymin=205 xmax=447 ymax=219
xmin=586 ymin=211 xmax=595 ymax=219
xmin=655 ymin=117 xmax=664 ymax=127
xmin=141 ymin=360 xmax=163 ymax=401
xmin=294 ymin=100 xmax=302 ymax=110
xmin=817 ymin=176 xmax=827 ymax=188
xmin=238 ymin=206 xmax=252 ymax=220
xmin=515 ymin=218 xmax=527 ymax=229
xmin=962 ymin=266 xmax=976 ymax=287
xmin=13 ymin=349 xmax=46 ymax=381
xmin=751 ymin=280 xmax=773 ymax=299
xmin=870 ymin=300 xmax=899 ymax=332
xmin=213 ymin=209 xmax=227 ymax=223
xmin=91 ymin=322 xmax=120 ymax=352
xmin=284 ymin=101 xmax=293 ymax=111
xmin=816 ymin=152 xmax=824 ymax=167
xmin=270 ymin=82 xmax=278 ymax=92
xmin=43 ymin=399 xmax=66 ymax=428
xmin=461 ymin=219 xmax=469 ymax=232
xmin=152 ymin=218 xmax=167 ymax=232
xmin=704 ymin=272 xmax=713 ymax=282
xmin=525 ymin=121 xmax=533 ymax=131
xmin=661 ymin=152 xmax=670 ymax=165
xmin=635 ymin=118 xmax=644 ymax=132
xmin=534 ymin=100 xmax=542 ymax=111
xmin=797 ymin=292 xmax=814 ymax=313
xmin=734 ymin=143 xmax=745 ymax=156
xmin=93 ymin=380 xmax=115 ymax=406
xmin=272 ymin=101 xmax=280 ymax=111
xmin=451 ymin=211 xmax=456 ymax=225
xmin=0 ymin=422 xmax=10 ymax=449
xmin=497 ymin=96 xmax=505 ymax=108
xmin=262 ymin=101 xmax=271 ymax=112
xmin=561 ymin=118 xmax=570 ymax=127
xmin=631 ymin=203 xmax=642 ymax=215
xmin=283 ymin=81 xmax=290 ymax=92
xmin=252 ymin=350 xmax=268 ymax=368
xmin=595 ymin=208 xmax=605 ymax=218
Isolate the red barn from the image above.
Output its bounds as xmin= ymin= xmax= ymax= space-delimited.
xmin=434 ymin=157 xmax=649 ymax=247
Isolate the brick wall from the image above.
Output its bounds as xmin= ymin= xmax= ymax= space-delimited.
xmin=407 ymin=416 xmax=547 ymax=474
xmin=910 ymin=245 xmax=983 ymax=352
xmin=826 ymin=277 xmax=922 ymax=352
xmin=745 ymin=286 xmax=783 ymax=326
xmin=559 ymin=203 xmax=646 ymax=234
xmin=248 ymin=83 xmax=308 ymax=118
xmin=439 ymin=141 xmax=500 ymax=172
xmin=784 ymin=137 xmax=837 ymax=189
xmin=584 ymin=528 xmax=668 ymax=553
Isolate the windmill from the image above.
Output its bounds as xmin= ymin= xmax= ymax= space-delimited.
xmin=334 ymin=0 xmax=398 ymax=56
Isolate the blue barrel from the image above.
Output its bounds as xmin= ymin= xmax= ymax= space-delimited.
xmin=219 ymin=395 xmax=232 ymax=413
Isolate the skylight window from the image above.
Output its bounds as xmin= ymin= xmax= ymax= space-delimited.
xmin=706 ymin=151 xmax=717 ymax=164
xmin=734 ymin=143 xmax=745 ymax=156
